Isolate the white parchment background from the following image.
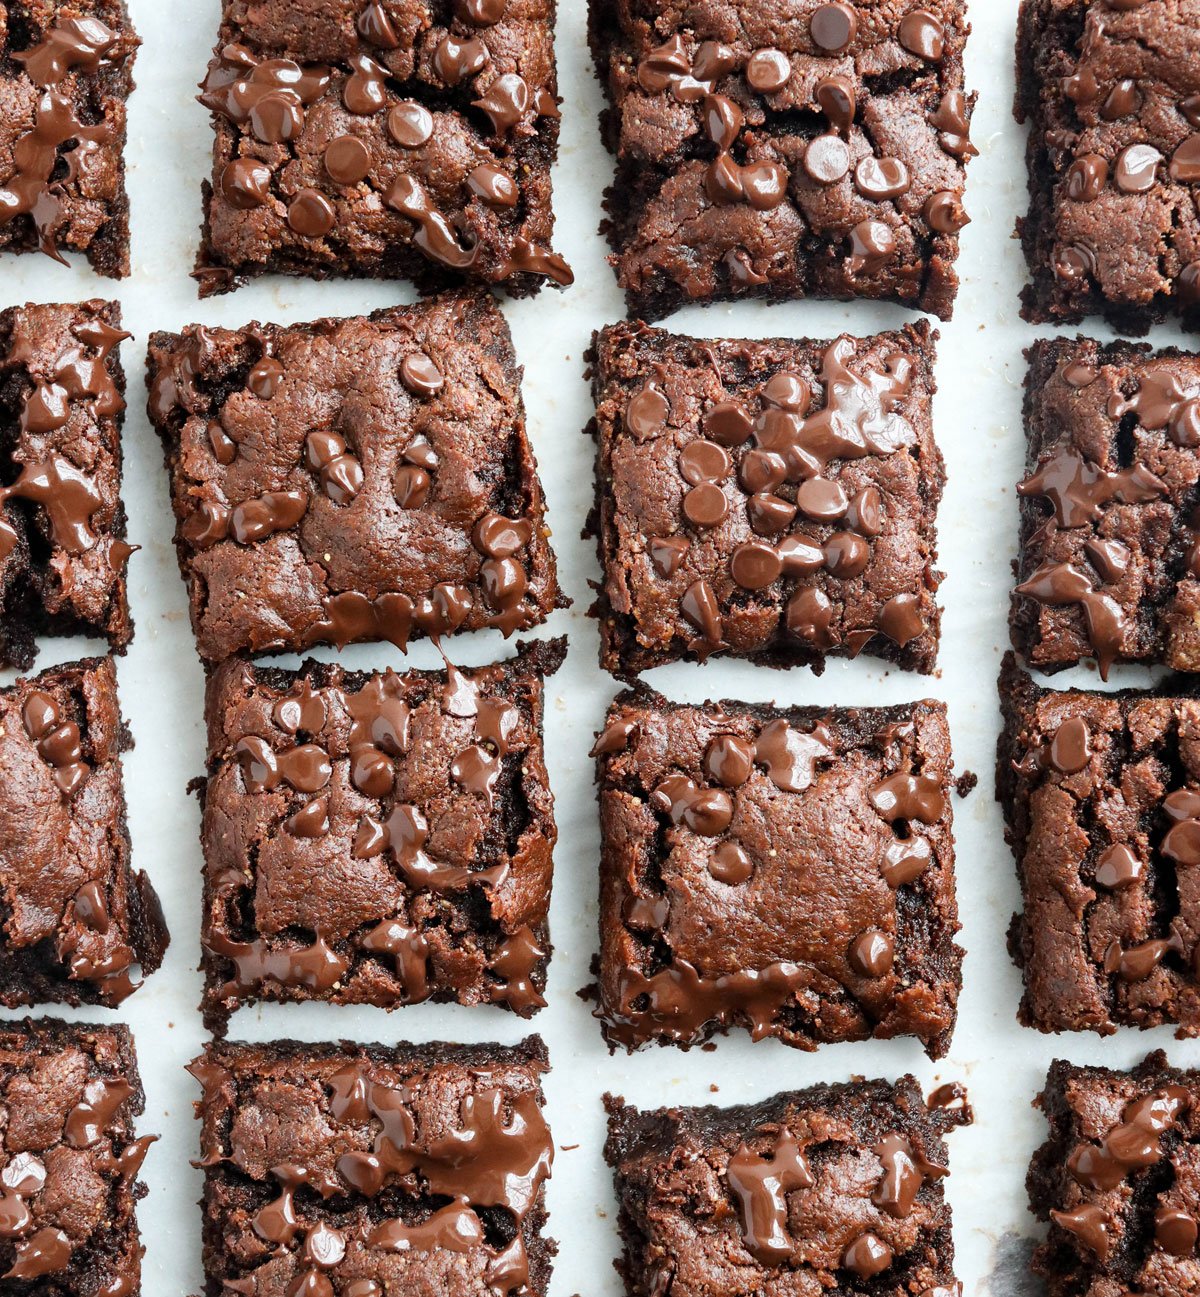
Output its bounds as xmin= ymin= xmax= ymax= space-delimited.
xmin=0 ymin=1 xmax=1195 ymax=1293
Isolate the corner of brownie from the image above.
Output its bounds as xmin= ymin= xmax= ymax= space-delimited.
xmin=191 ymin=1033 xmax=555 ymax=1297
xmin=590 ymin=319 xmax=944 ymax=678
xmin=0 ymin=656 xmax=168 ymax=1007
xmin=0 ymin=1 xmax=138 ymax=276
xmin=0 ymin=1017 xmax=155 ymax=1294
xmin=589 ymin=0 xmax=976 ymax=319
xmin=198 ymin=637 xmax=564 ymax=1032
xmin=997 ymin=652 xmax=1200 ymax=1037
xmin=1029 ymin=1050 xmax=1200 ymax=1296
xmin=604 ymin=1075 xmax=968 ymax=1297
xmin=593 ymin=685 xmax=961 ymax=1058
xmin=0 ymin=299 xmax=134 ymax=669
xmin=194 ymin=0 xmax=571 ymax=297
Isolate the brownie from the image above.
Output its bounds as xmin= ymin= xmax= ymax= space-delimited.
xmin=589 ymin=0 xmax=976 ymax=321
xmin=1029 ymin=1051 xmax=1200 ymax=1295
xmin=146 ymin=292 xmax=564 ymax=663
xmin=1011 ymin=337 xmax=1200 ymax=680
xmin=198 ymin=639 xmax=563 ymax=1033
xmin=589 ymin=320 xmax=944 ymax=679
xmin=998 ymin=653 xmax=1200 ymax=1038
xmin=0 ymin=300 xmax=134 ymax=670
xmin=0 ymin=1018 xmax=155 ymax=1293
xmin=191 ymin=1034 xmax=555 ymax=1297
xmin=604 ymin=1077 xmax=968 ymax=1297
xmin=0 ymin=657 xmax=168 ymax=1008
xmin=593 ymin=687 xmax=962 ymax=1058
xmin=1016 ymin=0 xmax=1200 ymax=334
xmin=194 ymin=0 xmax=571 ymax=297
xmin=0 ymin=1 xmax=137 ymax=276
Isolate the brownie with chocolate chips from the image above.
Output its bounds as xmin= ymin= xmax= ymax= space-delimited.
xmin=604 ymin=1078 xmax=968 ymax=1297
xmin=0 ymin=1018 xmax=156 ymax=1294
xmin=998 ymin=654 xmax=1200 ymax=1038
xmin=198 ymin=639 xmax=562 ymax=1033
xmin=146 ymin=293 xmax=564 ymax=663
xmin=0 ymin=300 xmax=134 ymax=670
xmin=0 ymin=657 xmax=168 ymax=1009
xmin=0 ymin=1 xmax=138 ymax=276
xmin=1011 ymin=337 xmax=1200 ymax=679
xmin=589 ymin=0 xmax=975 ymax=321
xmin=593 ymin=687 xmax=961 ymax=1058
xmin=191 ymin=1034 xmax=555 ymax=1297
xmin=1029 ymin=1051 xmax=1200 ymax=1296
xmin=589 ymin=320 xmax=944 ymax=678
xmin=1016 ymin=0 xmax=1200 ymax=334
xmin=194 ymin=0 xmax=571 ymax=297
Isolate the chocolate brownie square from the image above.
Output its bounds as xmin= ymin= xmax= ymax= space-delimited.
xmin=1016 ymin=0 xmax=1200 ymax=334
xmin=194 ymin=0 xmax=571 ymax=297
xmin=1029 ymin=1051 xmax=1200 ymax=1296
xmin=198 ymin=639 xmax=562 ymax=1033
xmin=0 ymin=1018 xmax=155 ymax=1293
xmin=0 ymin=656 xmax=168 ymax=1007
xmin=0 ymin=1 xmax=138 ymax=276
xmin=998 ymin=654 xmax=1200 ymax=1038
xmin=0 ymin=300 xmax=134 ymax=670
xmin=590 ymin=320 xmax=944 ymax=678
xmin=1011 ymin=337 xmax=1200 ymax=679
xmin=146 ymin=293 xmax=564 ymax=663
xmin=604 ymin=1077 xmax=968 ymax=1297
xmin=589 ymin=0 xmax=975 ymax=320
xmin=191 ymin=1034 xmax=555 ymax=1297
xmin=593 ymin=687 xmax=962 ymax=1058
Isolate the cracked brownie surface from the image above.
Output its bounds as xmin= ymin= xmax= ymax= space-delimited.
xmin=604 ymin=1077 xmax=968 ymax=1297
xmin=195 ymin=0 xmax=571 ymax=296
xmin=999 ymin=655 xmax=1200 ymax=1037
xmin=589 ymin=0 xmax=976 ymax=320
xmin=593 ymin=687 xmax=962 ymax=1058
xmin=146 ymin=292 xmax=563 ymax=663
xmin=191 ymin=1035 xmax=555 ymax=1297
xmin=1011 ymin=337 xmax=1200 ymax=678
xmin=1016 ymin=0 xmax=1200 ymax=334
xmin=0 ymin=1018 xmax=155 ymax=1295
xmin=0 ymin=300 xmax=134 ymax=670
xmin=1029 ymin=1052 xmax=1200 ymax=1296
xmin=0 ymin=657 xmax=168 ymax=1009
xmin=0 ymin=0 xmax=138 ymax=276
xmin=198 ymin=641 xmax=561 ymax=1033
xmin=590 ymin=319 xmax=944 ymax=678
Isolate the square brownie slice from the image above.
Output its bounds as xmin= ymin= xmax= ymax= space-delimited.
xmin=604 ymin=1078 xmax=968 ymax=1297
xmin=589 ymin=0 xmax=975 ymax=321
xmin=0 ymin=1 xmax=138 ymax=276
xmin=198 ymin=639 xmax=562 ymax=1033
xmin=593 ymin=687 xmax=961 ymax=1058
xmin=1011 ymin=338 xmax=1200 ymax=679
xmin=194 ymin=0 xmax=571 ymax=297
xmin=0 ymin=300 xmax=134 ymax=670
xmin=590 ymin=320 xmax=944 ymax=678
xmin=191 ymin=1035 xmax=554 ymax=1297
xmin=1029 ymin=1051 xmax=1200 ymax=1296
xmin=146 ymin=293 xmax=564 ymax=663
xmin=0 ymin=656 xmax=168 ymax=1007
xmin=0 ymin=1018 xmax=155 ymax=1293
xmin=1016 ymin=0 xmax=1200 ymax=334
xmin=998 ymin=654 xmax=1200 ymax=1038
